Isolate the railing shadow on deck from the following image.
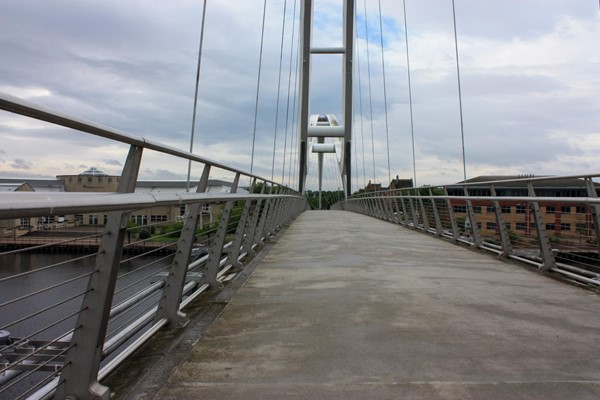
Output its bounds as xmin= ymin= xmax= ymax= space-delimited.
xmin=0 ymin=93 xmax=307 ymax=400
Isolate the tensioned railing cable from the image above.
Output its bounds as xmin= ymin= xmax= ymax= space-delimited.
xmin=282 ymin=0 xmax=298 ymax=185
xmin=377 ymin=0 xmax=391 ymax=184
xmin=451 ymin=0 xmax=468 ymax=182
xmin=363 ymin=0 xmax=376 ymax=183
xmin=402 ymin=0 xmax=417 ymax=189
xmin=271 ymin=0 xmax=288 ymax=182
xmin=186 ymin=0 xmax=208 ymax=192
xmin=250 ymin=0 xmax=268 ymax=175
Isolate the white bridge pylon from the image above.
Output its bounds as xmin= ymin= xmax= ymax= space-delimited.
xmin=298 ymin=0 xmax=354 ymax=197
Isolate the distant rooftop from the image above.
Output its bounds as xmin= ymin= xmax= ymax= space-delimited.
xmin=451 ymin=175 xmax=598 ymax=188
xmin=79 ymin=167 xmax=107 ymax=176
xmin=0 ymin=178 xmax=65 ymax=192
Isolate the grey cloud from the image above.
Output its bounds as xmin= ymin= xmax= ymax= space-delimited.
xmin=11 ymin=158 xmax=32 ymax=170
xmin=103 ymin=159 xmax=122 ymax=166
xmin=142 ymin=169 xmax=187 ymax=181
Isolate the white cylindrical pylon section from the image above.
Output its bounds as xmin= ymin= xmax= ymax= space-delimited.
xmin=312 ymin=143 xmax=336 ymax=153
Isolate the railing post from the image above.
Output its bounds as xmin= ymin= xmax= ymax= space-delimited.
xmin=429 ymin=188 xmax=443 ymax=236
xmin=399 ymin=194 xmax=409 ymax=226
xmin=365 ymin=195 xmax=373 ymax=216
xmin=528 ymin=183 xmax=557 ymax=271
xmin=265 ymin=186 xmax=284 ymax=236
xmin=376 ymin=194 xmax=384 ymax=219
xmin=153 ymin=165 xmax=211 ymax=327
xmin=464 ymin=186 xmax=483 ymax=247
xmin=200 ymin=173 xmax=240 ymax=289
xmin=244 ymin=181 xmax=266 ymax=254
xmin=585 ymin=177 xmax=600 ymax=251
xmin=56 ymin=145 xmax=143 ymax=400
xmin=393 ymin=195 xmax=401 ymax=224
xmin=418 ymin=197 xmax=430 ymax=232
xmin=490 ymin=184 xmax=513 ymax=257
xmin=254 ymin=183 xmax=273 ymax=245
xmin=444 ymin=188 xmax=460 ymax=242
xmin=383 ymin=193 xmax=393 ymax=221
xmin=408 ymin=195 xmax=418 ymax=228
xmin=227 ymin=178 xmax=256 ymax=270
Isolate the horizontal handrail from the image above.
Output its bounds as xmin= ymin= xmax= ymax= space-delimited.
xmin=0 ymin=93 xmax=291 ymax=189
xmin=0 ymin=192 xmax=303 ymax=219
xmin=334 ymin=174 xmax=600 ymax=291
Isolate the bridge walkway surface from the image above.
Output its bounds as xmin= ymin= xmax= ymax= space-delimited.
xmin=153 ymin=210 xmax=600 ymax=399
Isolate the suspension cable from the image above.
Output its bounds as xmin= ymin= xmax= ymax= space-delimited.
xmin=377 ymin=0 xmax=391 ymax=185
xmin=282 ymin=0 xmax=298 ymax=185
xmin=352 ymin=96 xmax=359 ymax=191
xmin=452 ymin=0 xmax=468 ymax=182
xmin=402 ymin=0 xmax=417 ymax=189
xmin=271 ymin=0 xmax=288 ymax=182
xmin=250 ymin=0 xmax=268 ymax=175
xmin=289 ymin=46 xmax=300 ymax=187
xmin=355 ymin=0 xmax=367 ymax=188
xmin=186 ymin=0 xmax=208 ymax=192
xmin=363 ymin=0 xmax=376 ymax=183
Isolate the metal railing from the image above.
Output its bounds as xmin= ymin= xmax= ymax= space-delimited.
xmin=333 ymin=175 xmax=600 ymax=288
xmin=0 ymin=93 xmax=307 ymax=400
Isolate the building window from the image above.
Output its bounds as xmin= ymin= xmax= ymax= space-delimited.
xmin=78 ymin=176 xmax=82 ymax=182
xmin=530 ymin=222 xmax=537 ymax=229
xmin=180 ymin=204 xmax=186 ymax=216
xmin=560 ymin=206 xmax=571 ymax=213
xmin=505 ymin=222 xmax=511 ymax=230
xmin=486 ymin=222 xmax=496 ymax=230
xmin=103 ymin=214 xmax=108 ymax=224
xmin=201 ymin=204 xmax=211 ymax=213
xmin=487 ymin=206 xmax=495 ymax=213
xmin=560 ymin=223 xmax=571 ymax=231
xmin=576 ymin=206 xmax=587 ymax=214
xmin=472 ymin=206 xmax=482 ymax=213
xmin=20 ymin=218 xmax=31 ymax=229
xmin=546 ymin=206 xmax=555 ymax=214
xmin=150 ymin=215 xmax=168 ymax=223
xmin=501 ymin=206 xmax=511 ymax=214
xmin=516 ymin=222 xmax=526 ymax=230
xmin=453 ymin=205 xmax=467 ymax=213
xmin=131 ymin=215 xmax=147 ymax=225
xmin=87 ymin=177 xmax=92 ymax=183
xmin=516 ymin=205 xmax=526 ymax=214
xmin=477 ymin=222 xmax=482 ymax=229
xmin=89 ymin=214 xmax=99 ymax=225
xmin=75 ymin=214 xmax=83 ymax=223
xmin=108 ymin=177 xmax=113 ymax=183
xmin=546 ymin=223 xmax=556 ymax=230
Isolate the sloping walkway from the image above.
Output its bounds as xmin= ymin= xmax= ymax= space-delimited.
xmin=157 ymin=210 xmax=600 ymax=400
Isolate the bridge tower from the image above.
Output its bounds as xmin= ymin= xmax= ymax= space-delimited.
xmin=298 ymin=0 xmax=354 ymax=197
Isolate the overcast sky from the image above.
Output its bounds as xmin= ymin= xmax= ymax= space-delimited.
xmin=1 ymin=0 xmax=599 ymax=191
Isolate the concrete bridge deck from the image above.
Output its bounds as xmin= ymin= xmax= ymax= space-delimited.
xmin=155 ymin=211 xmax=600 ymax=399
